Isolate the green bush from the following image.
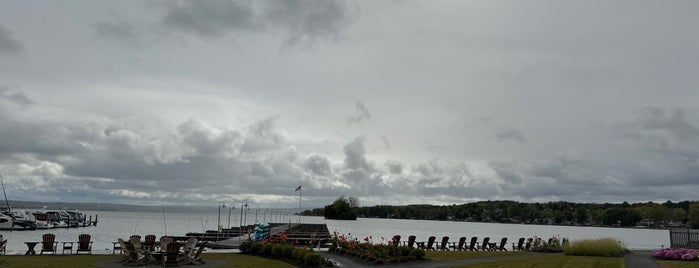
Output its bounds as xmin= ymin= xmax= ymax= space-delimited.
xmin=563 ymin=238 xmax=627 ymax=257
xmin=410 ymin=248 xmax=426 ymax=259
xmin=239 ymin=240 xmax=253 ymax=253
xmin=303 ymin=252 xmax=324 ymax=266
xmin=250 ymin=242 xmax=263 ymax=253
xmin=398 ymin=246 xmax=411 ymax=256
xmin=262 ymin=243 xmax=273 ymax=255
xmin=281 ymin=244 xmax=294 ymax=258
xmin=271 ymin=244 xmax=284 ymax=257
xmin=292 ymin=248 xmax=306 ymax=260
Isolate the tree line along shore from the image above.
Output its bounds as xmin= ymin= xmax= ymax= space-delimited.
xmin=306 ymin=197 xmax=699 ymax=228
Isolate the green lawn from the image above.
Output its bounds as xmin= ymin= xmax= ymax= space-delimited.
xmin=0 ymin=253 xmax=297 ymax=268
xmin=657 ymin=261 xmax=699 ymax=268
xmin=425 ymin=250 xmax=531 ymax=261
xmin=446 ymin=255 xmax=624 ymax=268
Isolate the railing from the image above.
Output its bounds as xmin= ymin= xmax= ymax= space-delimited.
xmin=669 ymin=229 xmax=699 ymax=248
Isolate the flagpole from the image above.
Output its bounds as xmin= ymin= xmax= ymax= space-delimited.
xmin=298 ymin=186 xmax=302 ymax=223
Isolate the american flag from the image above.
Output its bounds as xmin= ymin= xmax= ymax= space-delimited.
xmin=294 ymin=185 xmax=302 ymax=191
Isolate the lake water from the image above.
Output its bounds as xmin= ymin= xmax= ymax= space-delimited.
xmin=0 ymin=210 xmax=670 ymax=254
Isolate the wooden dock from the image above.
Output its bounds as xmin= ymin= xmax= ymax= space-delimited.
xmin=207 ymin=223 xmax=331 ymax=249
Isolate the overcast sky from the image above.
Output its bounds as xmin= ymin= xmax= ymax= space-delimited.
xmin=1 ymin=0 xmax=698 ymax=209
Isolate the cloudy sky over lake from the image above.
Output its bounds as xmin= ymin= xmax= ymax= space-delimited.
xmin=1 ymin=0 xmax=698 ymax=209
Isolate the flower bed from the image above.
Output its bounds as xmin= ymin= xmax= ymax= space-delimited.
xmin=652 ymin=248 xmax=699 ymax=261
xmin=328 ymin=231 xmax=426 ymax=264
xmin=239 ymin=233 xmax=333 ymax=267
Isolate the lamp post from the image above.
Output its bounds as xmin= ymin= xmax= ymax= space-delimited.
xmin=239 ymin=200 xmax=248 ymax=228
xmin=239 ymin=199 xmax=248 ymax=244
xmin=255 ymin=208 xmax=259 ymax=223
xmin=217 ymin=201 xmax=226 ymax=231
xmin=227 ymin=205 xmax=233 ymax=229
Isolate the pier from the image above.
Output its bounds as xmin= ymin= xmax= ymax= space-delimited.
xmin=178 ymin=223 xmax=331 ymax=249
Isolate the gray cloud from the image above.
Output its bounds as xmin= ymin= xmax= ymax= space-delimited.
xmin=0 ymin=86 xmax=33 ymax=107
xmin=95 ymin=0 xmax=356 ymax=48
xmin=161 ymin=1 xmax=257 ymax=38
xmin=495 ymin=128 xmax=526 ymax=143
xmin=347 ymin=101 xmax=372 ymax=124
xmin=0 ymin=24 xmax=24 ymax=54
xmin=93 ymin=19 xmax=147 ymax=46
xmin=304 ymin=154 xmax=332 ymax=176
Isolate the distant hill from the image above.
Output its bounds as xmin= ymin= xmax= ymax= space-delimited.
xmin=3 ymin=199 xmax=209 ymax=213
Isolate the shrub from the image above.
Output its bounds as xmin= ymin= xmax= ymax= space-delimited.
xmin=282 ymin=244 xmax=294 ymax=258
xmin=250 ymin=242 xmax=263 ymax=253
xmin=303 ymin=252 xmax=324 ymax=266
xmin=563 ymin=238 xmax=626 ymax=257
xmin=262 ymin=243 xmax=274 ymax=255
xmin=398 ymin=246 xmax=411 ymax=256
xmin=239 ymin=240 xmax=253 ymax=253
xmin=410 ymin=248 xmax=426 ymax=259
xmin=271 ymin=244 xmax=284 ymax=257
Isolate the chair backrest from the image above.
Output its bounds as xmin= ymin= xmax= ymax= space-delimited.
xmin=525 ymin=238 xmax=533 ymax=250
xmin=498 ymin=237 xmax=507 ymax=249
xmin=193 ymin=241 xmax=208 ymax=259
xmin=457 ymin=237 xmax=466 ymax=249
xmin=516 ymin=237 xmax=525 ymax=250
xmin=407 ymin=235 xmax=416 ymax=248
xmin=426 ymin=236 xmax=436 ymax=248
xmin=78 ymin=234 xmax=91 ymax=250
xmin=184 ymin=238 xmax=197 ymax=252
xmin=160 ymin=236 xmax=173 ymax=251
xmin=165 ymin=242 xmax=180 ymax=261
xmin=482 ymin=237 xmax=490 ymax=249
xmin=469 ymin=236 xmax=478 ymax=250
xmin=440 ymin=236 xmax=449 ymax=249
xmin=143 ymin=234 xmax=156 ymax=250
xmin=129 ymin=236 xmax=142 ymax=251
xmin=42 ymin=234 xmax=56 ymax=250
xmin=392 ymin=235 xmax=401 ymax=246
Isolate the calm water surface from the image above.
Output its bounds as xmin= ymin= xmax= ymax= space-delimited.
xmin=0 ymin=210 xmax=670 ymax=254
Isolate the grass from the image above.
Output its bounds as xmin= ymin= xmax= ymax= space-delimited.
xmin=447 ymin=255 xmax=624 ymax=268
xmin=657 ymin=261 xmax=699 ymax=268
xmin=563 ymin=238 xmax=627 ymax=257
xmin=0 ymin=253 xmax=297 ymax=268
xmin=425 ymin=250 xmax=531 ymax=261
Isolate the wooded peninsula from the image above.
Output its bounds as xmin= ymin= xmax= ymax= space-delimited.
xmin=307 ymin=198 xmax=699 ymax=229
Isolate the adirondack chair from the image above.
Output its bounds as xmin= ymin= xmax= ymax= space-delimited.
xmin=467 ymin=236 xmax=478 ymax=251
xmin=142 ymin=234 xmax=156 ymax=251
xmin=438 ymin=236 xmax=450 ymax=251
xmin=512 ymin=237 xmax=525 ymax=251
xmin=450 ymin=236 xmax=466 ymax=251
xmin=407 ymin=235 xmax=416 ymax=248
xmin=392 ymin=235 xmax=401 ymax=247
xmin=424 ymin=236 xmax=436 ymax=251
xmin=129 ymin=236 xmax=143 ymax=253
xmin=525 ymin=238 xmax=533 ymax=251
xmin=0 ymin=238 xmax=7 ymax=255
xmin=494 ymin=237 xmax=508 ymax=251
xmin=76 ymin=234 xmax=93 ymax=254
xmin=123 ymin=241 xmax=148 ymax=266
xmin=184 ymin=241 xmax=208 ymax=265
xmin=117 ymin=238 xmax=130 ymax=262
xmin=40 ymin=233 xmax=58 ymax=255
xmin=182 ymin=238 xmax=198 ymax=258
xmin=477 ymin=237 xmax=491 ymax=251
xmin=163 ymin=242 xmax=181 ymax=267
xmin=159 ymin=236 xmax=173 ymax=252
